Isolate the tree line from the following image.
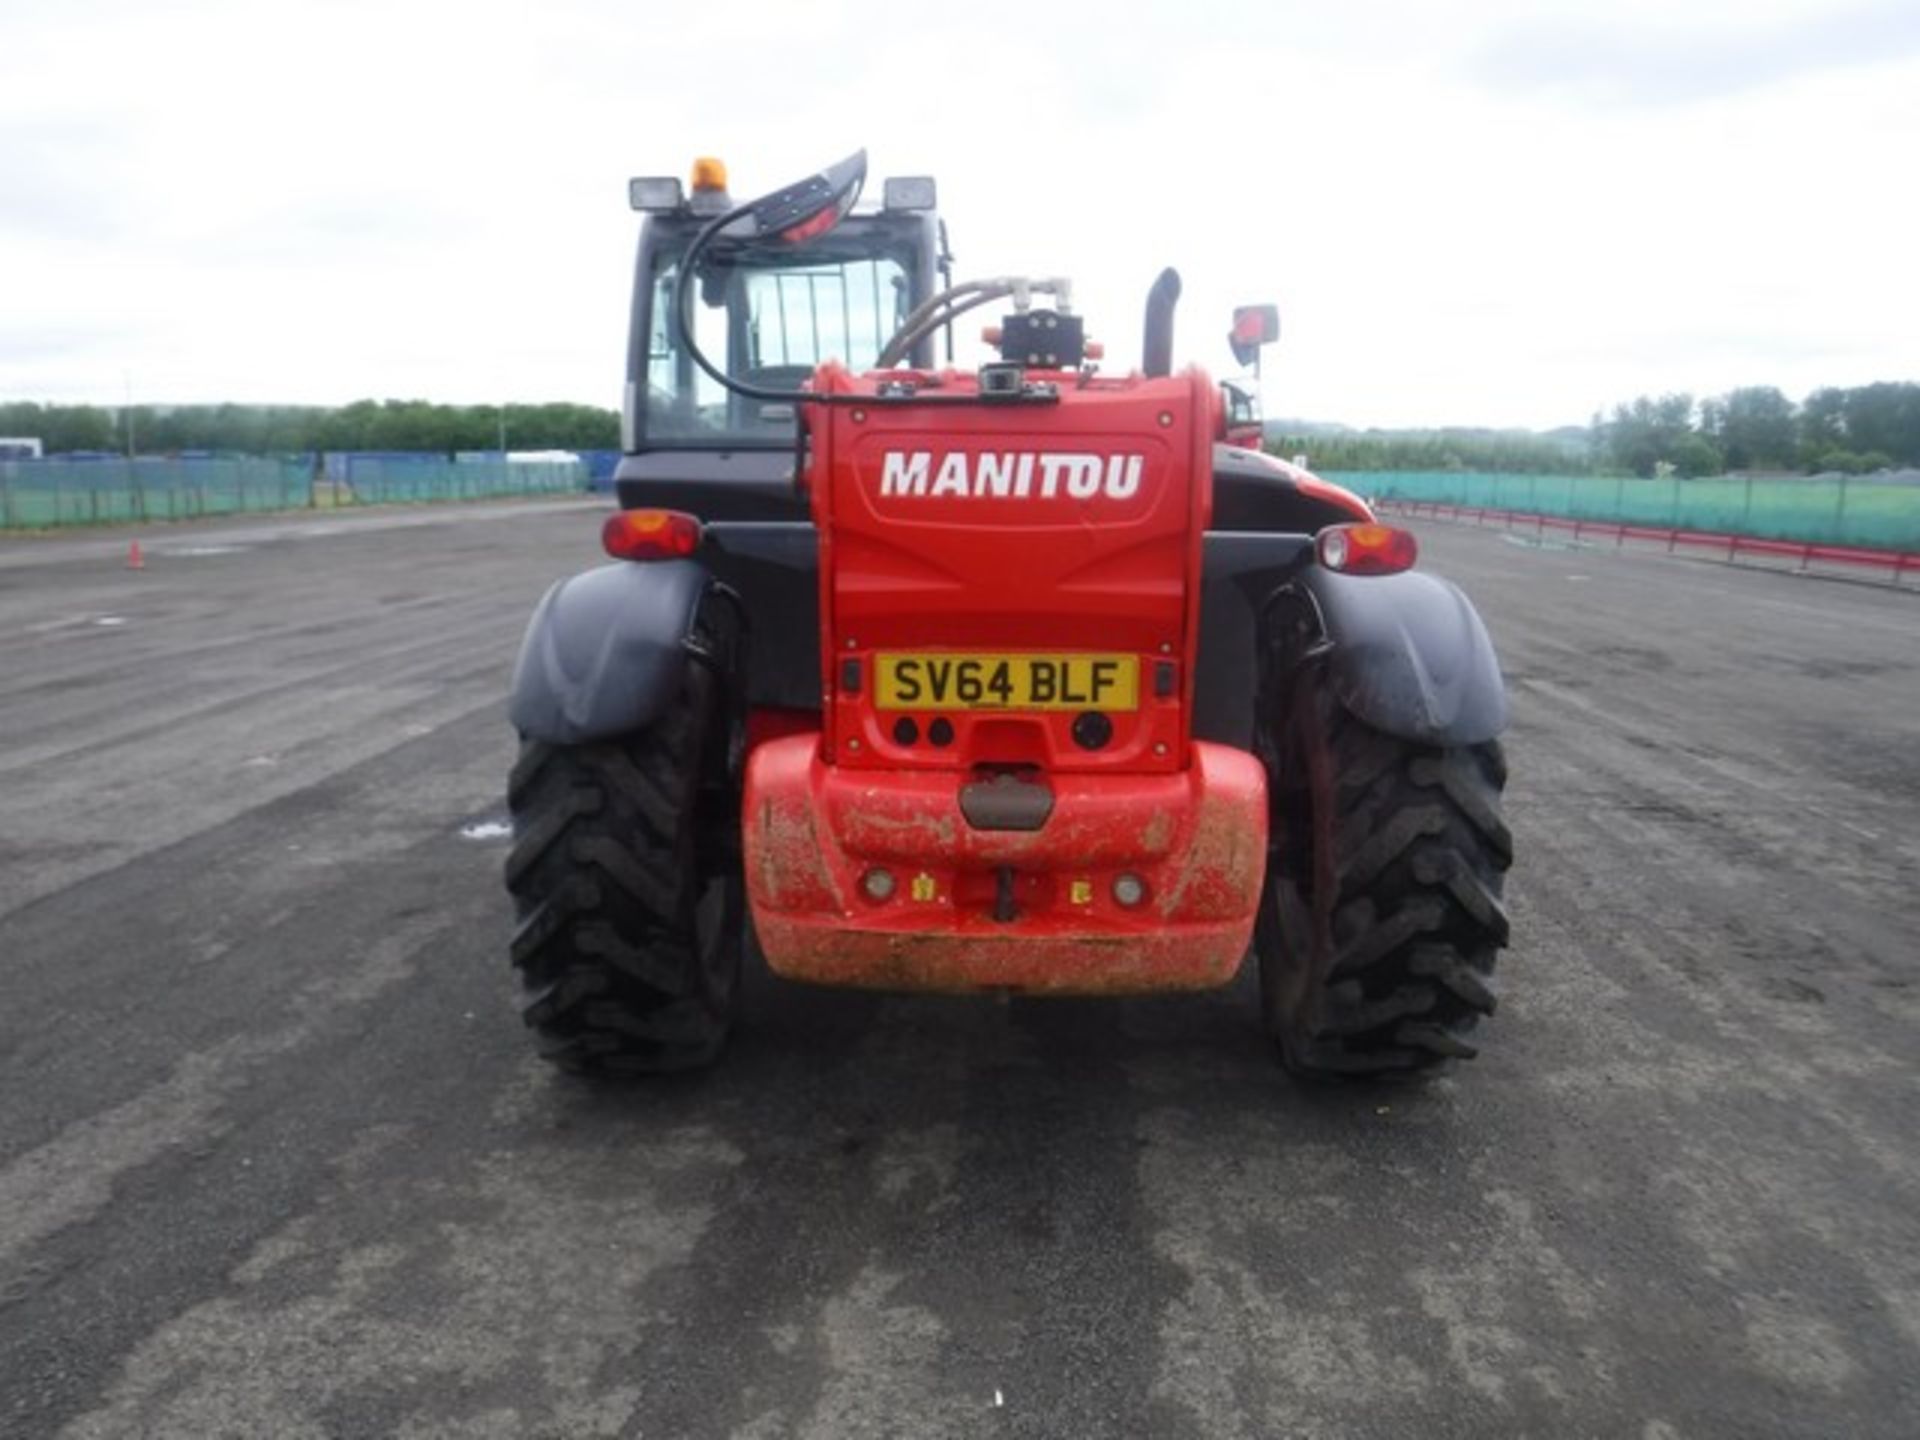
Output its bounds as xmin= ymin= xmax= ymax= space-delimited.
xmin=1266 ymin=427 xmax=1595 ymax=476
xmin=9 ymin=383 xmax=1916 ymax=477
xmin=0 ymin=399 xmax=620 ymax=456
xmin=1595 ymin=382 xmax=1920 ymax=477
xmin=1276 ymin=382 xmax=1920 ymax=478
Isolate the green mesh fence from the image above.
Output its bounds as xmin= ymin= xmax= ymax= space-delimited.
xmin=329 ymin=458 xmax=584 ymax=507
xmin=1335 ymin=472 xmax=1920 ymax=551
xmin=0 ymin=457 xmax=585 ymax=531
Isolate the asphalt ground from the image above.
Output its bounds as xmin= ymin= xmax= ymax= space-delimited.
xmin=1 ymin=498 xmax=1916 ymax=1438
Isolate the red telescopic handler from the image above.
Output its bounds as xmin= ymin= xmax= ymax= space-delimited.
xmin=504 ymin=152 xmax=1512 ymax=1080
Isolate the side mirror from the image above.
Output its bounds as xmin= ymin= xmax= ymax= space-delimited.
xmin=747 ymin=150 xmax=868 ymax=244
xmin=1228 ymin=303 xmax=1280 ymax=369
xmin=1221 ymin=378 xmax=1262 ymax=447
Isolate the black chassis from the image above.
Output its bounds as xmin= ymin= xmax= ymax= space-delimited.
xmin=511 ymin=443 xmax=1506 ymax=753
xmin=510 ymin=207 xmax=1506 ymax=754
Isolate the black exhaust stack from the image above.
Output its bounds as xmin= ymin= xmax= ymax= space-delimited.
xmin=1142 ymin=267 xmax=1182 ymax=378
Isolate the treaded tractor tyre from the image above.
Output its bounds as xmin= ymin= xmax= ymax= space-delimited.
xmin=503 ymin=599 xmax=744 ymax=1075
xmin=1256 ymin=675 xmax=1512 ymax=1079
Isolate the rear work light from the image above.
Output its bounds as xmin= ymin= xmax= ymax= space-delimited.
xmin=882 ymin=176 xmax=937 ymax=211
xmin=603 ymin=509 xmax=703 ymax=561
xmin=1316 ymin=522 xmax=1418 ymax=575
xmin=628 ymin=176 xmax=684 ymax=212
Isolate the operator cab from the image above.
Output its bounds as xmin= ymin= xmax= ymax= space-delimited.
xmin=615 ymin=158 xmax=946 ymax=519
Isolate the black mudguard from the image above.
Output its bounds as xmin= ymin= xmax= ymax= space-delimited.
xmin=508 ymin=560 xmax=711 ymax=746
xmin=1296 ymin=567 xmax=1508 ymax=746
xmin=1194 ymin=534 xmax=1507 ymax=749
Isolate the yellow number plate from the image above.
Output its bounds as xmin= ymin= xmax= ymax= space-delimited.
xmin=874 ymin=654 xmax=1139 ymax=711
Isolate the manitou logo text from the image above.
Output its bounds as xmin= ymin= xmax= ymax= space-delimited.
xmin=877 ymin=451 xmax=1145 ymax=501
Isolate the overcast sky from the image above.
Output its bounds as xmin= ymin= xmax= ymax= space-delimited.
xmin=2 ymin=0 xmax=1917 ymax=429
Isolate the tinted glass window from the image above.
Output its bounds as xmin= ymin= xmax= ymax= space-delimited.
xmin=644 ymin=251 xmax=909 ymax=444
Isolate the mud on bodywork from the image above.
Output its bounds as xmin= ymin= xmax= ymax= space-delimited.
xmin=743 ymin=735 xmax=1268 ymax=994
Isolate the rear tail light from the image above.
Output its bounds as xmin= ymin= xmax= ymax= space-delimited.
xmin=603 ymin=508 xmax=702 ymax=561
xmin=1316 ymin=522 xmax=1418 ymax=576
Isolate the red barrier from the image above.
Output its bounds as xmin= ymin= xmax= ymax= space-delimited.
xmin=1376 ymin=499 xmax=1918 ymax=583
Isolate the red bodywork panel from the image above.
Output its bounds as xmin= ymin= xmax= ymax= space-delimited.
xmin=810 ymin=363 xmax=1216 ymax=775
xmin=742 ymin=363 xmax=1268 ymax=993
xmin=746 ymin=734 xmax=1266 ymax=992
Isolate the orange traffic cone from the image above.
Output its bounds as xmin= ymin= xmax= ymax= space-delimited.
xmin=126 ymin=540 xmax=144 ymax=570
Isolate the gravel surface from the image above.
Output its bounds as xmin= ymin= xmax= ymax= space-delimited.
xmin=1 ymin=500 xmax=1916 ymax=1438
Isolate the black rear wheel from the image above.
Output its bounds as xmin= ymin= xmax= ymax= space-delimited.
xmin=1256 ymin=675 xmax=1512 ymax=1079
xmin=503 ymin=601 xmax=744 ymax=1075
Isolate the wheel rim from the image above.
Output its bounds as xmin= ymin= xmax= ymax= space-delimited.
xmin=692 ymin=870 xmax=742 ymax=1018
xmin=1260 ymin=680 xmax=1335 ymax=1055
